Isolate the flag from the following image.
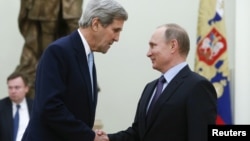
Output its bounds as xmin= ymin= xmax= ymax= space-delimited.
xmin=195 ymin=0 xmax=233 ymax=124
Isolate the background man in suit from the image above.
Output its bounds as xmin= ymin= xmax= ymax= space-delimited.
xmin=0 ymin=72 xmax=33 ymax=141
xmin=100 ymin=23 xmax=217 ymax=141
xmin=21 ymin=0 xmax=128 ymax=141
xmin=15 ymin=0 xmax=83 ymax=97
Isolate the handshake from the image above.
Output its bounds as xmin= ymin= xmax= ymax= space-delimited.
xmin=94 ymin=129 xmax=109 ymax=141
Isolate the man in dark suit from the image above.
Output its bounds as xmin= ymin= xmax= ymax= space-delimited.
xmin=21 ymin=0 xmax=128 ymax=141
xmin=103 ymin=23 xmax=217 ymax=141
xmin=0 ymin=72 xmax=33 ymax=141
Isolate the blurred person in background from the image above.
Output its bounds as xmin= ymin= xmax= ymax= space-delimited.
xmin=0 ymin=72 xmax=33 ymax=141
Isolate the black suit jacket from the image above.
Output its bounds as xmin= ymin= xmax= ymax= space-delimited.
xmin=109 ymin=65 xmax=217 ymax=141
xmin=22 ymin=31 xmax=98 ymax=141
xmin=0 ymin=97 xmax=33 ymax=141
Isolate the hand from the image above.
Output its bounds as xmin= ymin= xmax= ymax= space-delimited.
xmin=94 ymin=129 xmax=109 ymax=141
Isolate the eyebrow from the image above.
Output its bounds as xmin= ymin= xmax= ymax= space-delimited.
xmin=149 ymin=42 xmax=156 ymax=46
xmin=113 ymin=27 xmax=122 ymax=32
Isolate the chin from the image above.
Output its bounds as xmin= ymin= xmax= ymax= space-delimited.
xmin=101 ymin=50 xmax=108 ymax=54
xmin=152 ymin=65 xmax=160 ymax=71
xmin=152 ymin=65 xmax=157 ymax=69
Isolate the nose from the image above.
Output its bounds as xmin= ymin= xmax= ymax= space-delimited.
xmin=147 ymin=49 xmax=152 ymax=57
xmin=114 ymin=33 xmax=120 ymax=42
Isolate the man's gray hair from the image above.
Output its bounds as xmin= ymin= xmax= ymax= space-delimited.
xmin=79 ymin=0 xmax=128 ymax=28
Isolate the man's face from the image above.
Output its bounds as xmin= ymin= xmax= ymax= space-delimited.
xmin=8 ymin=77 xmax=29 ymax=103
xmin=94 ymin=19 xmax=125 ymax=53
xmin=147 ymin=27 xmax=173 ymax=73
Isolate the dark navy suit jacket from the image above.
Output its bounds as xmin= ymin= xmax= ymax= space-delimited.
xmin=0 ymin=97 xmax=33 ymax=141
xmin=22 ymin=31 xmax=98 ymax=141
xmin=109 ymin=66 xmax=217 ymax=141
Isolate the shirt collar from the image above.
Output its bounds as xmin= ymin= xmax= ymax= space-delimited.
xmin=162 ymin=62 xmax=187 ymax=83
xmin=12 ymin=98 xmax=27 ymax=109
xmin=77 ymin=29 xmax=92 ymax=59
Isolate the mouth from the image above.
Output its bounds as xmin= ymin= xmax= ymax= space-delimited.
xmin=109 ymin=41 xmax=114 ymax=45
xmin=150 ymin=57 xmax=155 ymax=62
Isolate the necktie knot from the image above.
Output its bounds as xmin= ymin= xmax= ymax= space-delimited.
xmin=158 ymin=76 xmax=166 ymax=84
xmin=16 ymin=104 xmax=20 ymax=109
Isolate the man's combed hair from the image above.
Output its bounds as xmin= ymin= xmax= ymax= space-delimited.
xmin=79 ymin=0 xmax=128 ymax=28
xmin=7 ymin=72 xmax=30 ymax=86
xmin=163 ymin=23 xmax=190 ymax=56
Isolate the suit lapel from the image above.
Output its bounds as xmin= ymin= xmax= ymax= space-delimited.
xmin=71 ymin=31 xmax=95 ymax=112
xmin=139 ymin=80 xmax=158 ymax=118
xmin=138 ymin=80 xmax=158 ymax=135
xmin=92 ymin=62 xmax=98 ymax=107
xmin=27 ymin=98 xmax=33 ymax=117
xmin=4 ymin=98 xmax=14 ymax=140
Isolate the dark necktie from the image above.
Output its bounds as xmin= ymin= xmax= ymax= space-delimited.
xmin=147 ymin=76 xmax=166 ymax=116
xmin=13 ymin=104 xmax=20 ymax=141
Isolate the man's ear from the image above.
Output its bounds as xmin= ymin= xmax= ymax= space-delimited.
xmin=170 ymin=39 xmax=178 ymax=49
xmin=169 ymin=39 xmax=178 ymax=53
xmin=91 ymin=17 xmax=100 ymax=31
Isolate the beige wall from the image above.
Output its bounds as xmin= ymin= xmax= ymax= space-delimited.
xmin=0 ymin=0 xmax=249 ymax=133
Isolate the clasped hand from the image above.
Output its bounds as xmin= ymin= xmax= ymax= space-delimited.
xmin=94 ymin=129 xmax=109 ymax=141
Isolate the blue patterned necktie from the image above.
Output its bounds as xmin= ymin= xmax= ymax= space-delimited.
xmin=13 ymin=104 xmax=20 ymax=141
xmin=88 ymin=52 xmax=94 ymax=97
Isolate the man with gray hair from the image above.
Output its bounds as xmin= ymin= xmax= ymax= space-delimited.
xmin=21 ymin=0 xmax=128 ymax=141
